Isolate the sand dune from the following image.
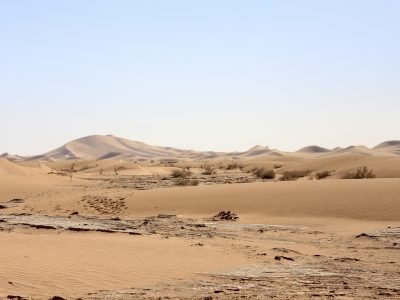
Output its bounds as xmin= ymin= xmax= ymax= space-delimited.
xmin=373 ymin=140 xmax=400 ymax=155
xmin=14 ymin=135 xmax=399 ymax=162
xmin=42 ymin=135 xmax=202 ymax=160
xmin=1 ymin=136 xmax=400 ymax=299
xmin=296 ymin=145 xmax=330 ymax=153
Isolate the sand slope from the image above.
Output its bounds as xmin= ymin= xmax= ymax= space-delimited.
xmin=21 ymin=135 xmax=400 ymax=162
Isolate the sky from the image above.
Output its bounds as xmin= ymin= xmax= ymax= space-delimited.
xmin=1 ymin=0 xmax=399 ymax=155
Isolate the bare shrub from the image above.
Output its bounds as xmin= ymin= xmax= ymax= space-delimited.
xmin=280 ymin=170 xmax=311 ymax=181
xmin=225 ymin=162 xmax=243 ymax=170
xmin=253 ymin=167 xmax=275 ymax=179
xmin=342 ymin=166 xmax=375 ymax=179
xmin=174 ymin=178 xmax=199 ymax=186
xmin=171 ymin=168 xmax=192 ymax=178
xmin=49 ymin=163 xmax=77 ymax=181
xmin=114 ymin=166 xmax=126 ymax=175
xmin=202 ymin=164 xmax=216 ymax=175
xmin=315 ymin=170 xmax=334 ymax=180
xmin=77 ymin=164 xmax=97 ymax=172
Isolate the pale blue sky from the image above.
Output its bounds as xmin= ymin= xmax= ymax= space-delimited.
xmin=1 ymin=1 xmax=399 ymax=155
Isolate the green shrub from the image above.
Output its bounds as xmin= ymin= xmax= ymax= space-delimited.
xmin=342 ymin=166 xmax=375 ymax=179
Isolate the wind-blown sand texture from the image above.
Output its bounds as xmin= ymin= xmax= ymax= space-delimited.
xmin=0 ymin=137 xmax=399 ymax=299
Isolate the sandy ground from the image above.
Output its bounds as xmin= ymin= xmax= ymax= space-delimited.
xmin=0 ymin=158 xmax=399 ymax=299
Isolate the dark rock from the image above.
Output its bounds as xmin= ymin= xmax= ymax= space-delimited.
xmin=355 ymin=233 xmax=377 ymax=238
xmin=49 ymin=297 xmax=67 ymax=300
xmin=8 ymin=198 xmax=24 ymax=203
xmin=334 ymin=257 xmax=360 ymax=262
xmin=7 ymin=296 xmax=25 ymax=300
xmin=67 ymin=227 xmax=91 ymax=232
xmin=212 ymin=211 xmax=239 ymax=221
xmin=274 ymin=255 xmax=294 ymax=261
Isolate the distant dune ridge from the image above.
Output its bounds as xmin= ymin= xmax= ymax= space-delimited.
xmin=1 ymin=134 xmax=400 ymax=161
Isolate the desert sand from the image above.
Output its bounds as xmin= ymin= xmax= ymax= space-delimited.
xmin=0 ymin=136 xmax=399 ymax=299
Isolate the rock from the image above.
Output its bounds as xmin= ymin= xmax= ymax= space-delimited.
xmin=7 ymin=296 xmax=25 ymax=300
xmin=274 ymin=255 xmax=294 ymax=261
xmin=212 ymin=211 xmax=239 ymax=221
xmin=49 ymin=297 xmax=67 ymax=300
xmin=70 ymin=211 xmax=79 ymax=216
xmin=8 ymin=198 xmax=24 ymax=203
xmin=334 ymin=257 xmax=360 ymax=262
xmin=355 ymin=232 xmax=377 ymax=238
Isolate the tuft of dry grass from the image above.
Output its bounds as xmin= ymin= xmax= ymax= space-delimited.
xmin=225 ymin=162 xmax=243 ymax=170
xmin=280 ymin=170 xmax=311 ymax=181
xmin=174 ymin=178 xmax=199 ymax=186
xmin=315 ymin=170 xmax=334 ymax=180
xmin=342 ymin=166 xmax=375 ymax=179
xmin=171 ymin=168 xmax=192 ymax=178
xmin=202 ymin=164 xmax=216 ymax=175
xmin=253 ymin=168 xmax=275 ymax=179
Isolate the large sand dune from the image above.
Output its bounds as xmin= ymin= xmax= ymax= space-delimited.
xmin=10 ymin=134 xmax=399 ymax=161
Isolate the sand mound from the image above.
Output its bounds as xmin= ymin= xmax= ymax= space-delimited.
xmin=42 ymin=135 xmax=203 ymax=161
xmin=0 ymin=158 xmax=29 ymax=176
xmin=123 ymin=179 xmax=400 ymax=221
xmin=373 ymin=140 xmax=400 ymax=155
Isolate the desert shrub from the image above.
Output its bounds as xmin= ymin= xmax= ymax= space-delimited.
xmin=49 ymin=163 xmax=77 ymax=181
xmin=342 ymin=166 xmax=375 ymax=179
xmin=171 ymin=168 xmax=192 ymax=178
xmin=315 ymin=170 xmax=333 ymax=180
xmin=280 ymin=170 xmax=311 ymax=181
xmin=113 ymin=166 xmax=126 ymax=175
xmin=253 ymin=167 xmax=275 ymax=179
xmin=202 ymin=164 xmax=216 ymax=175
xmin=174 ymin=178 xmax=199 ymax=186
xmin=273 ymin=164 xmax=283 ymax=169
xmin=225 ymin=162 xmax=243 ymax=170
xmin=77 ymin=164 xmax=97 ymax=172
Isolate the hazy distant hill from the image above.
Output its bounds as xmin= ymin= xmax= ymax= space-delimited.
xmin=4 ymin=135 xmax=399 ymax=161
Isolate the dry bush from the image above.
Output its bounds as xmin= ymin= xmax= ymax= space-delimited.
xmin=174 ymin=178 xmax=199 ymax=186
xmin=342 ymin=166 xmax=375 ymax=179
xmin=202 ymin=164 xmax=216 ymax=175
xmin=280 ymin=170 xmax=311 ymax=181
xmin=113 ymin=166 xmax=126 ymax=175
xmin=49 ymin=163 xmax=77 ymax=181
xmin=77 ymin=164 xmax=97 ymax=172
xmin=225 ymin=162 xmax=243 ymax=170
xmin=253 ymin=167 xmax=275 ymax=179
xmin=171 ymin=168 xmax=192 ymax=178
xmin=315 ymin=170 xmax=334 ymax=180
